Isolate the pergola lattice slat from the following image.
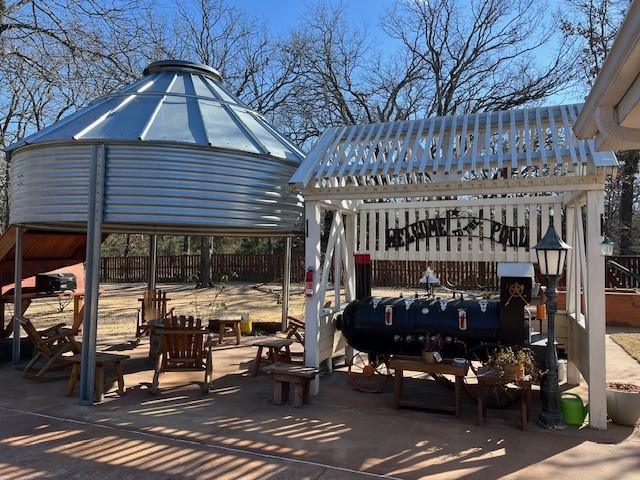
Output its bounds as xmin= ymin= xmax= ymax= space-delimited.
xmin=291 ymin=104 xmax=617 ymax=188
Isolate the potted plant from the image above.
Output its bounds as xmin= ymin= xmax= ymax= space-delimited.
xmin=422 ymin=334 xmax=442 ymax=363
xmin=488 ymin=347 xmax=538 ymax=382
xmin=607 ymin=382 xmax=640 ymax=426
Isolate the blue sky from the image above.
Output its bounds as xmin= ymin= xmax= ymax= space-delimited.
xmin=225 ymin=0 xmax=582 ymax=104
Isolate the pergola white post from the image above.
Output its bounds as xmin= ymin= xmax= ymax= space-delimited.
xmin=304 ymin=201 xmax=321 ymax=394
xmin=343 ymin=213 xmax=356 ymax=365
xmin=79 ymin=144 xmax=106 ymax=405
xmin=585 ymin=190 xmax=607 ymax=429
xmin=148 ymin=234 xmax=158 ymax=292
xmin=564 ymin=205 xmax=581 ymax=386
xmin=344 ymin=214 xmax=356 ymax=301
xmin=11 ymin=226 xmax=24 ymax=365
xmin=281 ymin=236 xmax=292 ymax=330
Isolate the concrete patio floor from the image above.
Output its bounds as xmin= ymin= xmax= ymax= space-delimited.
xmin=0 ymin=336 xmax=638 ymax=479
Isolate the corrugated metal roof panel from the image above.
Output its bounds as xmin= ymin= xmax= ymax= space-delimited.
xmin=6 ymin=61 xmax=304 ymax=162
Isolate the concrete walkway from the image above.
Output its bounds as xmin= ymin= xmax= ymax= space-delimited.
xmin=607 ymin=332 xmax=640 ymax=384
xmin=0 ymin=335 xmax=638 ymax=479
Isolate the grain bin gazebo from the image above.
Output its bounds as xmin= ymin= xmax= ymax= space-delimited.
xmin=6 ymin=60 xmax=304 ymax=404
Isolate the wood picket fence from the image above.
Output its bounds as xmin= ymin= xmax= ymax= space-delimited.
xmin=100 ymin=254 xmax=639 ymax=290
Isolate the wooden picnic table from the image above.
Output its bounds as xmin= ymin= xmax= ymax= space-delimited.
xmin=389 ymin=356 xmax=469 ymax=416
xmin=0 ymin=288 xmax=90 ymax=338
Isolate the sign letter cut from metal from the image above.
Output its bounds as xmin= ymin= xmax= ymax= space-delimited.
xmin=79 ymin=144 xmax=106 ymax=405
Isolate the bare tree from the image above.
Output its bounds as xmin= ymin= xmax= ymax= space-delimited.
xmin=561 ymin=0 xmax=638 ymax=254
xmin=384 ymin=0 xmax=575 ymax=116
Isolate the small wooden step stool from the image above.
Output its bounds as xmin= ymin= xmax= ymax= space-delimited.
xmin=66 ymin=352 xmax=130 ymax=402
xmin=267 ymin=363 xmax=318 ymax=408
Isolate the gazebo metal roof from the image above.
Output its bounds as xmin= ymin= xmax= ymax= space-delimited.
xmin=7 ymin=60 xmax=303 ymax=160
xmin=7 ymin=60 xmax=304 ymax=235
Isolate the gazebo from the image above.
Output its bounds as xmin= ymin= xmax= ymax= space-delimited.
xmin=290 ymin=104 xmax=618 ymax=429
xmin=6 ymin=60 xmax=304 ymax=404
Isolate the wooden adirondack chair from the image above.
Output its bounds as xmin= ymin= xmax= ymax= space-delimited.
xmin=150 ymin=315 xmax=213 ymax=394
xmin=21 ymin=317 xmax=81 ymax=379
xmin=284 ymin=301 xmax=332 ymax=344
xmin=136 ymin=288 xmax=174 ymax=339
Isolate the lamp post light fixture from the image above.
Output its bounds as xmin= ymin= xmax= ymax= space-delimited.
xmin=534 ymin=222 xmax=571 ymax=430
xmin=601 ymin=236 xmax=614 ymax=257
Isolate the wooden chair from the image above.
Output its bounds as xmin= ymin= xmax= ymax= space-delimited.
xmin=136 ymin=288 xmax=173 ymax=339
xmin=21 ymin=317 xmax=81 ymax=379
xmin=151 ymin=315 xmax=213 ymax=394
xmin=284 ymin=301 xmax=332 ymax=344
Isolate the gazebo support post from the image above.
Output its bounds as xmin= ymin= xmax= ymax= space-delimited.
xmin=148 ymin=234 xmax=158 ymax=292
xmin=586 ymin=190 xmax=607 ymax=429
xmin=304 ymin=201 xmax=321 ymax=394
xmin=11 ymin=226 xmax=23 ymax=365
xmin=281 ymin=236 xmax=291 ymax=330
xmin=79 ymin=144 xmax=106 ymax=405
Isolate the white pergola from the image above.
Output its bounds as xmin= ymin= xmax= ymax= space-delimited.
xmin=290 ymin=103 xmax=618 ymax=429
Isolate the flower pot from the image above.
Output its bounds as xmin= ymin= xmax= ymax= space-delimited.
xmin=423 ymin=351 xmax=435 ymax=364
xmin=607 ymin=386 xmax=640 ymax=426
xmin=503 ymin=363 xmax=525 ymax=381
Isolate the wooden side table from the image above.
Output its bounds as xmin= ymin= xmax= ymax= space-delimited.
xmin=389 ymin=356 xmax=469 ymax=417
xmin=477 ymin=372 xmax=533 ymax=430
xmin=251 ymin=338 xmax=293 ymax=376
xmin=267 ymin=363 xmax=318 ymax=407
xmin=209 ymin=318 xmax=242 ymax=345
xmin=66 ymin=352 xmax=130 ymax=402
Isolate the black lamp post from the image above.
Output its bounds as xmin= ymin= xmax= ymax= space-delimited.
xmin=534 ymin=222 xmax=571 ymax=430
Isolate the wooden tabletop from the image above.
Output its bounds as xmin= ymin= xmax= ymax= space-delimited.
xmin=389 ymin=356 xmax=469 ymax=376
xmin=68 ymin=352 xmax=130 ymax=364
xmin=265 ymin=363 xmax=318 ymax=378
xmin=252 ymin=337 xmax=294 ymax=348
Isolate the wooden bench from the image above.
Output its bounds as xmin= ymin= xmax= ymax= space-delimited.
xmin=251 ymin=338 xmax=293 ymax=376
xmin=66 ymin=352 xmax=130 ymax=402
xmin=209 ymin=318 xmax=242 ymax=345
xmin=477 ymin=372 xmax=533 ymax=430
xmin=389 ymin=356 xmax=469 ymax=417
xmin=267 ymin=363 xmax=318 ymax=407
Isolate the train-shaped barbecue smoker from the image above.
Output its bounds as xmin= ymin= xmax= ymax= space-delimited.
xmin=335 ymin=257 xmax=537 ymax=394
xmin=338 ymin=294 xmax=509 ymax=358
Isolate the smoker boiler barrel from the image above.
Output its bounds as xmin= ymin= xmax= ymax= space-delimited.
xmin=338 ymin=296 xmax=502 ymax=356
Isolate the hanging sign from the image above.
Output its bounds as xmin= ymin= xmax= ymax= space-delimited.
xmin=385 ymin=208 xmax=528 ymax=249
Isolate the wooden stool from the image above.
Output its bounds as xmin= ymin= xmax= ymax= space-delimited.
xmin=251 ymin=338 xmax=293 ymax=376
xmin=477 ymin=373 xmax=533 ymax=430
xmin=66 ymin=353 xmax=130 ymax=402
xmin=212 ymin=318 xmax=242 ymax=345
xmin=267 ymin=363 xmax=318 ymax=407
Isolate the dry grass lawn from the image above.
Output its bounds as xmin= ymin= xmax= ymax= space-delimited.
xmin=610 ymin=332 xmax=640 ymax=364
xmin=18 ymin=281 xmax=412 ymax=340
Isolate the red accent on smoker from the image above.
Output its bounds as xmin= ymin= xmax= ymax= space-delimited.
xmin=355 ymin=254 xmax=371 ymax=265
xmin=384 ymin=305 xmax=393 ymax=326
xmin=458 ymin=309 xmax=467 ymax=331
